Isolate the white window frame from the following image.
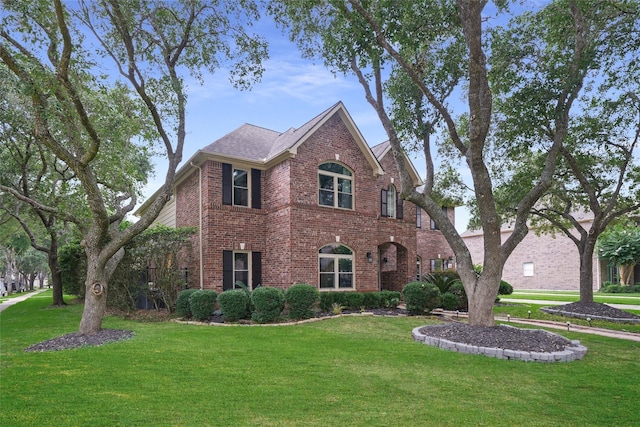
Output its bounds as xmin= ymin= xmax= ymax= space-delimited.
xmin=233 ymin=251 xmax=252 ymax=289
xmin=318 ymin=163 xmax=353 ymax=210
xmin=318 ymin=244 xmax=355 ymax=291
xmin=523 ymin=262 xmax=534 ymax=277
xmin=387 ymin=184 xmax=396 ymax=219
xmin=233 ymin=167 xmax=250 ymax=207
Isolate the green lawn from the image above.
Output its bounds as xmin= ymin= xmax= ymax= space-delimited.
xmin=502 ymin=290 xmax=640 ymax=306
xmin=1 ymin=293 xmax=639 ymax=426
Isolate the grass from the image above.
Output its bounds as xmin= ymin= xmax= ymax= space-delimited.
xmin=502 ymin=290 xmax=640 ymax=306
xmin=1 ymin=292 xmax=639 ymax=426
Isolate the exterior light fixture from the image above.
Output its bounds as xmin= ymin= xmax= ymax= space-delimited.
xmin=507 ymin=314 xmax=510 ymax=322
xmin=528 ymin=310 xmax=531 ymax=319
xmin=366 ymin=252 xmax=373 ymax=263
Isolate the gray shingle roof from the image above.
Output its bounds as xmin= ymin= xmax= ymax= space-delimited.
xmin=200 ymin=102 xmax=341 ymax=163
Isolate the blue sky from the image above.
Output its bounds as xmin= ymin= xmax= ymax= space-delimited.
xmin=141 ymin=14 xmax=478 ymax=231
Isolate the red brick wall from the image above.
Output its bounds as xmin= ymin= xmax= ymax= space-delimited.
xmin=173 ymin=111 xmax=450 ymax=294
xmin=416 ymin=208 xmax=455 ymax=274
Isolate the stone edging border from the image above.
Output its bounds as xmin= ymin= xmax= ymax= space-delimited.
xmin=540 ymin=307 xmax=640 ymax=324
xmin=412 ymin=324 xmax=588 ymax=363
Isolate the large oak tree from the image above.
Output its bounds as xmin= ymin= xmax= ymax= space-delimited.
xmin=270 ymin=0 xmax=636 ymax=325
xmin=0 ymin=0 xmax=267 ymax=334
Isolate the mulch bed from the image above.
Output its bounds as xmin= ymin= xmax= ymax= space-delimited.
xmin=25 ymin=329 xmax=135 ymax=352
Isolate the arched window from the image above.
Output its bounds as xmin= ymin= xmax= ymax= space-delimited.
xmin=318 ymin=244 xmax=354 ymax=290
xmin=318 ymin=162 xmax=353 ymax=209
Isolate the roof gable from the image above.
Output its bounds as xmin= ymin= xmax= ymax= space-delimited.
xmin=370 ymin=140 xmax=422 ymax=187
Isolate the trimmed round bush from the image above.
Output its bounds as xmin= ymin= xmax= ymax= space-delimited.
xmin=176 ymin=288 xmax=199 ymax=319
xmin=189 ymin=290 xmax=218 ymax=321
xmin=285 ymin=284 xmax=319 ymax=320
xmin=448 ymin=282 xmax=468 ymax=311
xmin=218 ymin=289 xmax=250 ymax=322
xmin=402 ymin=282 xmax=441 ymax=315
xmin=441 ymin=292 xmax=459 ymax=310
xmin=250 ymin=286 xmax=285 ymax=323
xmin=499 ymin=280 xmax=514 ymax=295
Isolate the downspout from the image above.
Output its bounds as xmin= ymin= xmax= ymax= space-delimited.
xmin=190 ymin=162 xmax=204 ymax=289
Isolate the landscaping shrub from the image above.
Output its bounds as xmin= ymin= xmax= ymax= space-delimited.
xmin=189 ymin=290 xmax=218 ymax=321
xmin=218 ymin=289 xmax=250 ymax=322
xmin=402 ymin=282 xmax=441 ymax=315
xmin=600 ymin=282 xmax=640 ymax=293
xmin=362 ymin=292 xmax=382 ymax=309
xmin=499 ymin=280 xmax=514 ymax=295
xmin=319 ymin=292 xmax=346 ymax=312
xmin=344 ymin=292 xmax=365 ymax=310
xmin=250 ymin=286 xmax=285 ymax=323
xmin=421 ymin=269 xmax=461 ymax=294
xmin=448 ymin=282 xmax=468 ymax=311
xmin=441 ymin=292 xmax=459 ymax=310
xmin=176 ymin=288 xmax=199 ymax=319
xmin=285 ymin=284 xmax=319 ymax=320
xmin=379 ymin=290 xmax=401 ymax=308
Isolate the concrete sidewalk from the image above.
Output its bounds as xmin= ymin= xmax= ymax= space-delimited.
xmin=499 ymin=298 xmax=640 ymax=311
xmin=0 ymin=288 xmax=49 ymax=313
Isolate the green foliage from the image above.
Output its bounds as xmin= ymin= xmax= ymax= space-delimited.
xmin=217 ymin=289 xmax=250 ymax=322
xmin=379 ymin=290 xmax=401 ymax=308
xmin=343 ymin=292 xmax=365 ymax=310
xmin=421 ymin=269 xmax=461 ymax=294
xmin=599 ymin=225 xmax=640 ymax=267
xmin=285 ymin=284 xmax=319 ymax=320
xmin=189 ymin=290 xmax=218 ymax=322
xmin=250 ymin=286 xmax=285 ymax=324
xmin=448 ymin=282 xmax=468 ymax=311
xmin=175 ymin=289 xmax=199 ymax=319
xmin=499 ymin=280 xmax=514 ymax=295
xmin=110 ymin=225 xmax=195 ymax=312
xmin=441 ymin=292 xmax=459 ymax=311
xmin=58 ymin=241 xmax=86 ymax=298
xmin=402 ymin=282 xmax=442 ymax=315
xmin=599 ymin=283 xmax=640 ymax=294
xmin=362 ymin=292 xmax=382 ymax=309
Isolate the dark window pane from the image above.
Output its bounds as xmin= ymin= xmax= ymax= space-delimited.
xmin=319 ymin=245 xmax=352 ymax=255
xmin=338 ymin=178 xmax=351 ymax=194
xmin=338 ymin=193 xmax=352 ymax=209
xmin=319 ymin=190 xmax=334 ymax=206
xmin=338 ymin=273 xmax=353 ymax=288
xmin=319 ymin=162 xmax=351 ymax=176
xmin=338 ymin=258 xmax=352 ymax=272
xmin=233 ymin=169 xmax=248 ymax=188
xmin=234 ymin=253 xmax=248 ymax=270
xmin=234 ymin=271 xmax=248 ymax=288
xmin=319 ymin=174 xmax=334 ymax=189
xmin=320 ymin=273 xmax=334 ymax=288
xmin=319 ymin=258 xmax=334 ymax=272
xmin=234 ymin=188 xmax=248 ymax=206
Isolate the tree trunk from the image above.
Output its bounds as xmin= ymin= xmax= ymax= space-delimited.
xmin=464 ymin=272 xmax=500 ymax=326
xmin=78 ymin=247 xmax=124 ymax=335
xmin=578 ymin=237 xmax=597 ymax=303
xmin=47 ymin=246 xmax=65 ymax=306
xmin=619 ymin=264 xmax=636 ymax=286
xmin=78 ymin=266 xmax=108 ymax=335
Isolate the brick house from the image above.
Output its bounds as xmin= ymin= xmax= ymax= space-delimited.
xmin=137 ymin=102 xmax=454 ymax=293
xmin=461 ymin=213 xmax=640 ymax=290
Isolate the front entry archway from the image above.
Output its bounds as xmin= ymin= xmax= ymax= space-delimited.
xmin=378 ymin=242 xmax=409 ymax=292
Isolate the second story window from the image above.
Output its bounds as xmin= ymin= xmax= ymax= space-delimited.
xmin=222 ymin=163 xmax=261 ymax=209
xmin=430 ymin=206 xmax=448 ymax=230
xmin=381 ymin=184 xmax=403 ymax=219
xmin=318 ymin=162 xmax=353 ymax=209
xmin=233 ymin=168 xmax=249 ymax=206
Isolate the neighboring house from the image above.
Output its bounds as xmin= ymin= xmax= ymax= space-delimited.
xmin=460 ymin=212 xmax=637 ymax=290
xmin=137 ymin=102 xmax=454 ymax=293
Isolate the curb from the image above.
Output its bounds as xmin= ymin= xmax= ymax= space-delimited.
xmin=412 ymin=325 xmax=588 ymax=363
